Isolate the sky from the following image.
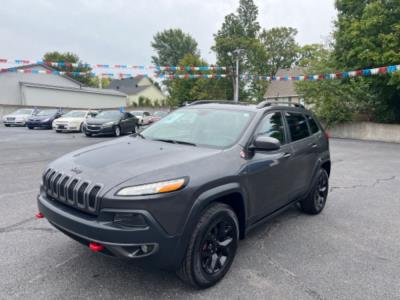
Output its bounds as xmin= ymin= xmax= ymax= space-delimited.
xmin=0 ymin=0 xmax=336 ymax=70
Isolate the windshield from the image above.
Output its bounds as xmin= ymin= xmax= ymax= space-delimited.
xmin=141 ymin=108 xmax=253 ymax=148
xmin=37 ymin=109 xmax=57 ymax=116
xmin=63 ymin=111 xmax=87 ymax=118
xmin=131 ymin=111 xmax=144 ymax=117
xmin=13 ymin=109 xmax=33 ymax=115
xmin=95 ymin=111 xmax=121 ymax=119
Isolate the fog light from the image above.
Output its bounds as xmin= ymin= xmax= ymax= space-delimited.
xmin=114 ymin=213 xmax=147 ymax=228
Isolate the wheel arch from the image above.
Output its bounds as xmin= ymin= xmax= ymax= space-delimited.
xmin=184 ymin=183 xmax=248 ymax=241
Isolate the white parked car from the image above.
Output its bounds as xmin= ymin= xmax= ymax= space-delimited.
xmin=53 ymin=110 xmax=98 ymax=132
xmin=2 ymin=108 xmax=36 ymax=127
xmin=130 ymin=111 xmax=152 ymax=125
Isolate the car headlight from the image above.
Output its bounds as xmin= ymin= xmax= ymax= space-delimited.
xmin=102 ymin=121 xmax=115 ymax=127
xmin=42 ymin=118 xmax=50 ymax=122
xmin=116 ymin=178 xmax=186 ymax=196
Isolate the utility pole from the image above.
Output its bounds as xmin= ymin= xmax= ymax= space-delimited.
xmin=231 ymin=49 xmax=244 ymax=102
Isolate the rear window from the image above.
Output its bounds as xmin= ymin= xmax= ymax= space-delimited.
xmin=285 ymin=112 xmax=310 ymax=142
xmin=306 ymin=115 xmax=320 ymax=134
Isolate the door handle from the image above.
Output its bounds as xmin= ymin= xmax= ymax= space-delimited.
xmin=283 ymin=152 xmax=292 ymax=158
xmin=311 ymin=143 xmax=318 ymax=148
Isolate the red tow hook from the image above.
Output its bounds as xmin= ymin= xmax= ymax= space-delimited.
xmin=35 ymin=212 xmax=44 ymax=219
xmin=89 ymin=242 xmax=105 ymax=252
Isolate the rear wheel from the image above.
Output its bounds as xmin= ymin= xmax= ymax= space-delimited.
xmin=300 ymin=168 xmax=329 ymax=214
xmin=114 ymin=125 xmax=121 ymax=137
xmin=177 ymin=203 xmax=239 ymax=289
xmin=4 ymin=124 xmax=10 ymax=127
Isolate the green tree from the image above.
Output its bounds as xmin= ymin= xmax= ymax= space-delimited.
xmin=333 ymin=0 xmax=400 ymax=122
xmin=295 ymin=45 xmax=378 ymax=127
xmin=151 ymin=29 xmax=199 ymax=67
xmin=213 ymin=0 xmax=261 ymax=101
xmin=90 ymin=76 xmax=111 ymax=88
xmin=168 ymin=54 xmax=232 ymax=107
xmin=259 ymin=27 xmax=300 ymax=76
xmin=42 ymin=51 xmax=93 ymax=86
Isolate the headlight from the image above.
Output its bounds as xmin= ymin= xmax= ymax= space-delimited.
xmin=102 ymin=121 xmax=115 ymax=127
xmin=116 ymin=178 xmax=186 ymax=196
xmin=42 ymin=118 xmax=50 ymax=122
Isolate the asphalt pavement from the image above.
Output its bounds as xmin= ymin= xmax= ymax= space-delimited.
xmin=1 ymin=126 xmax=400 ymax=299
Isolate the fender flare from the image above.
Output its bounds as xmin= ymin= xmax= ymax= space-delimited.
xmin=172 ymin=182 xmax=247 ymax=267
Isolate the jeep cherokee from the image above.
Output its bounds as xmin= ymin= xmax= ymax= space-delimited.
xmin=37 ymin=100 xmax=331 ymax=288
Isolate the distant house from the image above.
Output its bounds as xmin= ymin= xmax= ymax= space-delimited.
xmin=0 ymin=64 xmax=127 ymax=110
xmin=264 ymin=67 xmax=305 ymax=104
xmin=108 ymin=76 xmax=166 ymax=106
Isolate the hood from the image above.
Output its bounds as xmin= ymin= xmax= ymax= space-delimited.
xmin=55 ymin=117 xmax=84 ymax=123
xmin=48 ymin=136 xmax=221 ymax=190
xmin=86 ymin=118 xmax=118 ymax=125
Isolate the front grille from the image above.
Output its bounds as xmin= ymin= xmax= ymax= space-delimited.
xmin=43 ymin=168 xmax=103 ymax=215
xmin=87 ymin=125 xmax=101 ymax=130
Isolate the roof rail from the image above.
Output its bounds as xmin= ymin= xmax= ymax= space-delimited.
xmin=188 ymin=100 xmax=253 ymax=106
xmin=256 ymin=101 xmax=305 ymax=109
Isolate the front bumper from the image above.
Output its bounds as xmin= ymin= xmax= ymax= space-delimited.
xmin=3 ymin=119 xmax=26 ymax=126
xmin=27 ymin=121 xmax=52 ymax=128
xmin=37 ymin=193 xmax=183 ymax=269
xmin=84 ymin=124 xmax=114 ymax=135
xmin=54 ymin=123 xmax=81 ymax=132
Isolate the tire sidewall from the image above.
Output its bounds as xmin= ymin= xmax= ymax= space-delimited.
xmin=310 ymin=168 xmax=329 ymax=213
xmin=191 ymin=206 xmax=239 ymax=288
xmin=114 ymin=125 xmax=121 ymax=137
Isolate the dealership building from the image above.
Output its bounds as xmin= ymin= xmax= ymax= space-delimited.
xmin=0 ymin=64 xmax=127 ymax=117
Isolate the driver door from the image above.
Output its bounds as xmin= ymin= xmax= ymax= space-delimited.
xmin=245 ymin=111 xmax=293 ymax=221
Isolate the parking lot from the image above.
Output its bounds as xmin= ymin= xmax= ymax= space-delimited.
xmin=1 ymin=126 xmax=400 ymax=299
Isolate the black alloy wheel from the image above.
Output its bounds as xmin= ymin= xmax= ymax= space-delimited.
xmin=200 ymin=218 xmax=236 ymax=276
xmin=301 ymin=168 xmax=329 ymax=214
xmin=177 ymin=203 xmax=239 ymax=289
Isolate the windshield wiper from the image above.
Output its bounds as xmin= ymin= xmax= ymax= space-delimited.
xmin=131 ymin=132 xmax=146 ymax=139
xmin=152 ymin=138 xmax=197 ymax=147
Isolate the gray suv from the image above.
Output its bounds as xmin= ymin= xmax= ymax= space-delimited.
xmin=37 ymin=101 xmax=330 ymax=288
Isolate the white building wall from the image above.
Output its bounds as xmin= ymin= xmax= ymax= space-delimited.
xmin=0 ymin=65 xmax=79 ymax=105
xmin=21 ymin=85 xmax=126 ymax=109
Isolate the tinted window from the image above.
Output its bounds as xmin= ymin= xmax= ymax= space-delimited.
xmin=306 ymin=115 xmax=320 ymax=134
xmin=256 ymin=112 xmax=286 ymax=144
xmin=285 ymin=112 xmax=310 ymax=142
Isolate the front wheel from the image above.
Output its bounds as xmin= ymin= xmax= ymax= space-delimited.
xmin=113 ymin=125 xmax=121 ymax=137
xmin=28 ymin=126 xmax=34 ymax=130
xmin=177 ymin=203 xmax=239 ymax=289
xmin=300 ymin=168 xmax=329 ymax=214
xmin=4 ymin=124 xmax=10 ymax=127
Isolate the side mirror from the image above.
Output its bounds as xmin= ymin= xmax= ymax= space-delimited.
xmin=252 ymin=136 xmax=281 ymax=151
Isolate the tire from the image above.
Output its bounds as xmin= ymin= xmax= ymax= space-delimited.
xmin=79 ymin=123 xmax=83 ymax=133
xmin=177 ymin=203 xmax=239 ymax=289
xmin=85 ymin=132 xmax=92 ymax=137
xmin=28 ymin=126 xmax=34 ymax=130
xmin=55 ymin=130 xmax=61 ymax=133
xmin=114 ymin=125 xmax=121 ymax=137
xmin=300 ymin=168 xmax=329 ymax=215
xmin=4 ymin=124 xmax=10 ymax=127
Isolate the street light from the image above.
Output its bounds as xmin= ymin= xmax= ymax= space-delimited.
xmin=228 ymin=49 xmax=245 ymax=102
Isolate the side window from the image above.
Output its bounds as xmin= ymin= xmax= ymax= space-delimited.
xmin=306 ymin=115 xmax=320 ymax=134
xmin=255 ymin=112 xmax=286 ymax=145
xmin=285 ymin=112 xmax=310 ymax=142
xmin=144 ymin=112 xmax=150 ymax=116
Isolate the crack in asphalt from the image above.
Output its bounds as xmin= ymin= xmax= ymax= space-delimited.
xmin=330 ymin=176 xmax=397 ymax=192
xmin=0 ymin=217 xmax=35 ymax=233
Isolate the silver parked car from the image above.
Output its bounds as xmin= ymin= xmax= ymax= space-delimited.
xmin=2 ymin=108 xmax=37 ymax=127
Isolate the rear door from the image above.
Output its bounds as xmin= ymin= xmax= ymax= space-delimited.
xmin=284 ymin=111 xmax=318 ymax=199
xmin=245 ymin=111 xmax=293 ymax=220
